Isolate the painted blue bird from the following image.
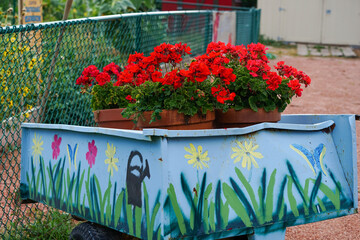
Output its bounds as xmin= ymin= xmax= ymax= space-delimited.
xmin=290 ymin=143 xmax=327 ymax=176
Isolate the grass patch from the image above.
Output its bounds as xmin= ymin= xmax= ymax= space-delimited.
xmin=5 ymin=206 xmax=78 ymax=240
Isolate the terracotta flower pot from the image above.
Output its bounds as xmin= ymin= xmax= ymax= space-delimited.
xmin=136 ymin=110 xmax=215 ymax=130
xmin=93 ymin=108 xmax=136 ymax=130
xmin=215 ymin=108 xmax=281 ymax=128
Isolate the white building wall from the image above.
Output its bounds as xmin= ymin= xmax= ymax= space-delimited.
xmin=258 ymin=0 xmax=360 ymax=45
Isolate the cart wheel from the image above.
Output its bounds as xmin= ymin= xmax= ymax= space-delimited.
xmin=69 ymin=222 xmax=122 ymax=240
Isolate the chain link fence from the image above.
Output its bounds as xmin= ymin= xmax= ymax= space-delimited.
xmin=0 ymin=10 xmax=259 ymax=238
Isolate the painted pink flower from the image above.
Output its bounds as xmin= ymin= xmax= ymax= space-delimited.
xmin=51 ymin=134 xmax=62 ymax=160
xmin=86 ymin=140 xmax=97 ymax=168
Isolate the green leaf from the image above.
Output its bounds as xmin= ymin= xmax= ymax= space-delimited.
xmin=248 ymin=96 xmax=258 ymax=112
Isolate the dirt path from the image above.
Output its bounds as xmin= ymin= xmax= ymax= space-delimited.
xmin=268 ymin=52 xmax=360 ymax=240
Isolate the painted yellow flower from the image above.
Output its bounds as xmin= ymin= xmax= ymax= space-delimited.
xmin=231 ymin=140 xmax=263 ymax=170
xmin=184 ymin=143 xmax=210 ymax=170
xmin=104 ymin=143 xmax=119 ymax=177
xmin=32 ymin=133 xmax=44 ymax=164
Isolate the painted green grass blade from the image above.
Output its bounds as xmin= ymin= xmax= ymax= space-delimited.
xmin=35 ymin=163 xmax=41 ymax=199
xmin=189 ymin=183 xmax=199 ymax=230
xmin=180 ymin=173 xmax=200 ymax=230
xmin=47 ymin=162 xmax=56 ymax=206
xmin=196 ymin=172 xmax=207 ymax=231
xmin=39 ymin=157 xmax=46 ymax=198
xmin=257 ymin=186 xmax=264 ymax=225
xmin=112 ymin=182 xmax=118 ymax=226
xmin=66 ymin=169 xmax=71 ymax=198
xmin=209 ymin=201 xmax=215 ymax=231
xmin=125 ymin=188 xmax=134 ymax=235
xmin=67 ymin=169 xmax=75 ymax=211
xmin=157 ymin=227 xmax=161 ymax=240
xmin=304 ymin=178 xmax=310 ymax=202
xmin=311 ymin=179 xmax=340 ymax=210
xmin=235 ymin=168 xmax=260 ymax=222
xmin=275 ymin=176 xmax=287 ymax=221
xmin=317 ymin=197 xmax=326 ymax=212
xmin=77 ymin=169 xmax=85 ymax=210
xmin=91 ymin=175 xmax=101 ymax=223
xmin=26 ymin=173 xmax=32 ymax=198
xmin=203 ymin=183 xmax=212 ymax=234
xmin=94 ymin=174 xmax=110 ymax=224
xmin=229 ymin=178 xmax=257 ymax=222
xmin=287 ymin=162 xmax=307 ymax=205
xmin=265 ymin=169 xmax=276 ymax=222
xmin=103 ymin=177 xmax=113 ymax=224
xmin=59 ymin=159 xmax=66 ymax=202
xmin=220 ymin=200 xmax=229 ymax=229
xmin=215 ymin=181 xmax=222 ymax=230
xmin=106 ymin=202 xmax=112 ymax=226
xmin=150 ymin=202 xmax=160 ymax=240
xmin=144 ymin=182 xmax=150 ymax=239
xmin=85 ymin=168 xmax=94 ymax=219
xmin=309 ymin=173 xmax=322 ymax=213
xmin=135 ymin=206 xmax=142 ymax=238
xmin=223 ymin=182 xmax=252 ymax=227
xmin=144 ymin=182 xmax=161 ymax=240
xmin=260 ymin=169 xmax=267 ymax=218
xmin=30 ymin=157 xmax=36 ymax=199
xmin=75 ymin=162 xmax=82 ymax=208
xmin=114 ymin=189 xmax=124 ymax=227
xmin=167 ymin=184 xmax=186 ymax=235
xmin=287 ymin=176 xmax=299 ymax=217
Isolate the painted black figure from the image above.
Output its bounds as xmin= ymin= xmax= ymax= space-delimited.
xmin=126 ymin=150 xmax=150 ymax=207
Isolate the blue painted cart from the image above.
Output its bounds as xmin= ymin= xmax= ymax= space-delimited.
xmin=20 ymin=115 xmax=358 ymax=240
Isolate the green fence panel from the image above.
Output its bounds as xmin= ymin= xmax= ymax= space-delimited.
xmin=0 ymin=9 xmax=259 ymax=238
xmin=236 ymin=8 xmax=260 ymax=46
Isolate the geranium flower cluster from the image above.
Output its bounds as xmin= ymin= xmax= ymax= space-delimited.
xmin=204 ymin=41 xmax=311 ymax=99
xmin=77 ymin=41 xmax=311 ymax=117
xmin=115 ymin=43 xmax=192 ymax=88
xmin=76 ymin=63 xmax=121 ymax=89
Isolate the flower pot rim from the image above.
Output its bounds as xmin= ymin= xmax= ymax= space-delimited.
xmin=215 ymin=108 xmax=281 ymax=125
xmin=137 ymin=109 xmax=215 ymax=129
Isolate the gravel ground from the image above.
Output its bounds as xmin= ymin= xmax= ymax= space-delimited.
xmin=268 ymin=50 xmax=360 ymax=240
